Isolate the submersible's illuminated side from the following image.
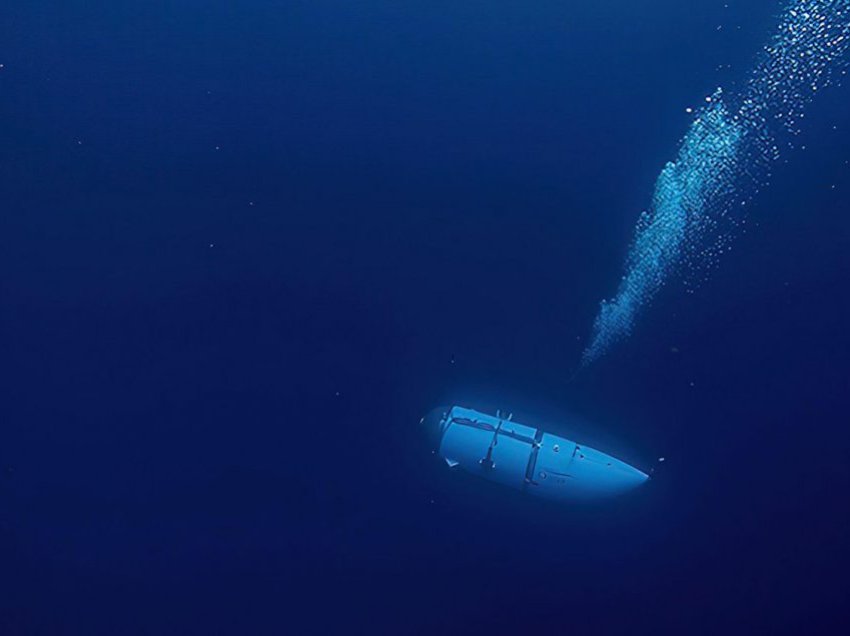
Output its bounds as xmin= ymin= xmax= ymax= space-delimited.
xmin=424 ymin=406 xmax=648 ymax=500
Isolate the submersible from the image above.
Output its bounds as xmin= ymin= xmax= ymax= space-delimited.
xmin=423 ymin=406 xmax=648 ymax=500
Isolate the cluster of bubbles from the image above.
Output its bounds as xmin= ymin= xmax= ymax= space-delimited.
xmin=581 ymin=0 xmax=850 ymax=365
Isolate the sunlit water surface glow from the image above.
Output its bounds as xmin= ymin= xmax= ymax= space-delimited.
xmin=582 ymin=0 xmax=850 ymax=365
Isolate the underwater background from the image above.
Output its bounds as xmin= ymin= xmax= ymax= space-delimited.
xmin=2 ymin=1 xmax=849 ymax=634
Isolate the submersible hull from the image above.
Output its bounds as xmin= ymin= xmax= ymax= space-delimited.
xmin=424 ymin=406 xmax=648 ymax=500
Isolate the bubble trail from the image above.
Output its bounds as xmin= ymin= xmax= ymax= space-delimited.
xmin=581 ymin=0 xmax=850 ymax=366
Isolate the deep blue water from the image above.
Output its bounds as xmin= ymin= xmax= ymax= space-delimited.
xmin=2 ymin=2 xmax=849 ymax=634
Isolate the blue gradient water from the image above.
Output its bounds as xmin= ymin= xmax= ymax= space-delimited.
xmin=2 ymin=2 xmax=850 ymax=635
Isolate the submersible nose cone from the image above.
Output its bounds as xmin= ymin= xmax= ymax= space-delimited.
xmin=421 ymin=406 xmax=450 ymax=452
xmin=605 ymin=462 xmax=651 ymax=492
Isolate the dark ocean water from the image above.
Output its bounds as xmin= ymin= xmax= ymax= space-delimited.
xmin=2 ymin=1 xmax=849 ymax=634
